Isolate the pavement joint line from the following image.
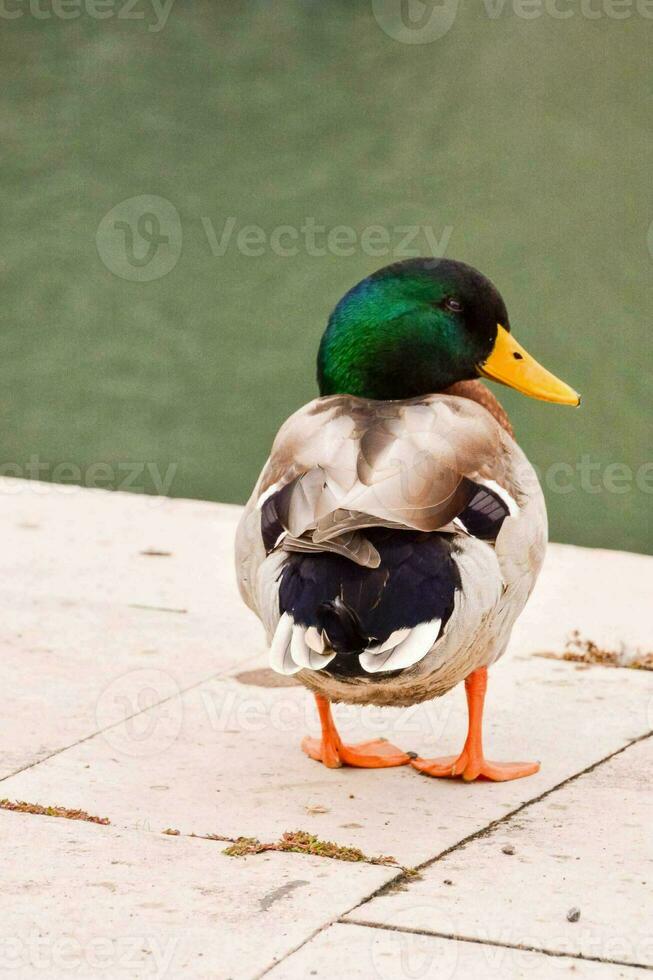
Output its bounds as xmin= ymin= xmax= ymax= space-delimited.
xmin=339 ymin=920 xmax=653 ymax=971
xmin=0 ymin=805 xmax=274 ymax=859
xmin=400 ymin=728 xmax=653 ymax=880
xmin=255 ymin=730 xmax=652 ymax=977
xmin=4 ymin=730 xmax=649 ymax=874
xmin=0 ymin=654 xmax=265 ymax=787
xmin=252 ymin=898 xmax=393 ymax=980
xmin=3 ymin=659 xmax=650 ymax=965
xmin=0 ymin=810 xmax=404 ymax=872
xmin=0 ymin=799 xmax=405 ymax=870
xmin=0 ymin=805 xmax=239 ymax=845
xmin=7 ymin=722 xmax=645 ymax=865
xmin=2 ymin=639 xmax=648 ymax=791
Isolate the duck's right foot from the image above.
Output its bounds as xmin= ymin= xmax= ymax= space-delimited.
xmin=302 ymin=694 xmax=412 ymax=769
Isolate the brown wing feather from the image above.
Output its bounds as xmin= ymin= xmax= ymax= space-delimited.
xmin=255 ymin=393 xmax=512 ymax=564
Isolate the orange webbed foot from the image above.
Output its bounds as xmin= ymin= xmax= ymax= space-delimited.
xmin=302 ymin=735 xmax=412 ymax=769
xmin=302 ymin=695 xmax=412 ymax=769
xmin=409 ymin=667 xmax=541 ymax=782
xmin=411 ymin=751 xmax=539 ymax=782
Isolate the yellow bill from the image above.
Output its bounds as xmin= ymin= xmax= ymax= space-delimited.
xmin=479 ymin=325 xmax=580 ymax=406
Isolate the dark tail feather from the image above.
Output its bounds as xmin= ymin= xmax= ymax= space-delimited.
xmin=316 ymin=596 xmax=367 ymax=654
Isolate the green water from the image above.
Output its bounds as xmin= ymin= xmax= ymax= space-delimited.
xmin=1 ymin=2 xmax=651 ymax=553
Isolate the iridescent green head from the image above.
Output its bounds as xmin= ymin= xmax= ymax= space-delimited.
xmin=317 ymin=258 xmax=580 ymax=406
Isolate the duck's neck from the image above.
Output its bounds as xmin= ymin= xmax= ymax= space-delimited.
xmin=444 ymin=380 xmax=514 ymax=438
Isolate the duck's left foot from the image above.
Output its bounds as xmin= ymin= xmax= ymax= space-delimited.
xmin=303 ymin=694 xmax=412 ymax=769
xmin=410 ymin=666 xmax=540 ymax=783
xmin=411 ymin=752 xmax=539 ymax=782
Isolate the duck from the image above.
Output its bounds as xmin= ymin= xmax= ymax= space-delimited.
xmin=235 ymin=258 xmax=579 ymax=781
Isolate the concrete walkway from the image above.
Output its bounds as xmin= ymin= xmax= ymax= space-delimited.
xmin=0 ymin=478 xmax=651 ymax=979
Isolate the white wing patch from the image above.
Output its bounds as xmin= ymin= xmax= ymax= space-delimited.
xmin=256 ymin=480 xmax=284 ymax=509
xmin=478 ymin=478 xmax=519 ymax=517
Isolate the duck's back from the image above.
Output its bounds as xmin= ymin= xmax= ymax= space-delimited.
xmin=235 ymin=389 xmax=546 ymax=706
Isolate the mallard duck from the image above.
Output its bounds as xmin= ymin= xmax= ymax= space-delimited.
xmin=236 ymin=258 xmax=579 ymax=781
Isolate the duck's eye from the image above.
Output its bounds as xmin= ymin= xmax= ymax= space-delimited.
xmin=443 ymin=297 xmax=463 ymax=313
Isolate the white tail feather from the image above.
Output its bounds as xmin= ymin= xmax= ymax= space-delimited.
xmin=359 ymin=619 xmax=441 ymax=673
xmin=305 ymin=626 xmax=326 ymax=653
xmin=269 ymin=613 xmax=300 ymax=675
xmin=364 ymin=627 xmax=411 ymax=655
xmin=290 ymin=625 xmax=335 ymax=670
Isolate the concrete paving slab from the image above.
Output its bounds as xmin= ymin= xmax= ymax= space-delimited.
xmin=267 ymin=922 xmax=648 ymax=979
xmin=349 ymin=737 xmax=653 ymax=968
xmin=1 ymin=652 xmax=650 ymax=867
xmin=0 ymin=478 xmax=245 ymax=616
xmin=511 ymin=543 xmax=651 ymax=662
xmin=0 ymin=810 xmax=393 ymax=980
xmin=1 ymin=476 xmax=650 ymax=790
xmin=0 ymin=479 xmax=650 ymax=977
xmin=0 ymin=480 xmax=264 ymax=778
xmin=0 ymin=594 xmax=264 ymax=780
